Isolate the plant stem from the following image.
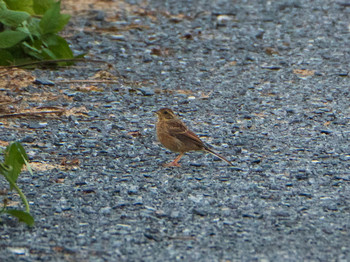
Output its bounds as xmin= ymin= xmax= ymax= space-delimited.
xmin=6 ymin=176 xmax=30 ymax=213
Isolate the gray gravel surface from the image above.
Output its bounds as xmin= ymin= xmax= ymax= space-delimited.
xmin=1 ymin=0 xmax=350 ymax=261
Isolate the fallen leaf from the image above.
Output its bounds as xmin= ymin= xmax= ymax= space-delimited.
xmin=3 ymin=199 xmax=20 ymax=207
xmin=264 ymin=47 xmax=279 ymax=55
xmin=128 ymin=131 xmax=142 ymax=137
xmin=181 ymin=32 xmax=193 ymax=39
xmin=64 ymin=106 xmax=89 ymax=117
xmin=200 ymin=91 xmax=212 ymax=99
xmin=177 ymin=89 xmax=193 ymax=95
xmin=92 ymin=71 xmax=118 ymax=80
xmin=61 ymin=157 xmax=80 ymax=166
xmin=0 ymin=141 xmax=10 ymax=147
xmin=52 ymin=246 xmax=64 ymax=252
xmin=30 ymin=162 xmax=62 ymax=172
xmin=73 ymin=85 xmax=104 ymax=92
xmin=0 ymin=68 xmax=35 ymax=91
xmin=55 ymin=178 xmax=65 ymax=183
xmin=228 ymin=61 xmax=237 ymax=66
xmin=169 ymin=13 xmax=186 ymax=23
xmin=150 ymin=47 xmax=173 ymax=56
xmin=293 ymin=69 xmax=315 ymax=76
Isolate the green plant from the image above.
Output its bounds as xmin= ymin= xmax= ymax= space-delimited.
xmin=0 ymin=142 xmax=34 ymax=226
xmin=0 ymin=0 xmax=79 ymax=66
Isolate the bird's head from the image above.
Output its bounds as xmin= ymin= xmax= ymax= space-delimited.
xmin=155 ymin=108 xmax=177 ymax=121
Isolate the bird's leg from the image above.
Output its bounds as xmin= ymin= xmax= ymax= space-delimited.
xmin=164 ymin=153 xmax=184 ymax=167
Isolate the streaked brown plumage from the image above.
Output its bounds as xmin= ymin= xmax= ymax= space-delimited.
xmin=155 ymin=108 xmax=233 ymax=167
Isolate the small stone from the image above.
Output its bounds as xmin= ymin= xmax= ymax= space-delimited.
xmin=82 ymin=188 xmax=96 ymax=194
xmin=82 ymin=206 xmax=95 ymax=214
xmin=128 ymin=186 xmax=139 ymax=195
xmin=216 ymin=15 xmax=234 ymax=26
xmin=192 ymin=208 xmax=207 ymax=216
xmin=295 ymin=173 xmax=309 ymax=180
xmin=261 ymin=64 xmax=281 ymax=70
xmin=7 ymin=247 xmax=28 ymax=255
xmin=21 ymin=136 xmax=35 ymax=143
xmin=320 ymin=130 xmax=332 ymax=134
xmin=33 ymin=79 xmax=55 ymax=86
xmin=95 ymin=11 xmax=105 ymax=21
xmin=100 ymin=207 xmax=112 ymax=215
xmin=338 ymin=72 xmax=348 ymax=77
xmin=273 ymin=210 xmax=290 ymax=217
xmin=61 ymin=205 xmax=72 ymax=211
xmin=111 ymin=35 xmax=126 ymax=41
xmin=138 ymin=87 xmax=154 ymax=96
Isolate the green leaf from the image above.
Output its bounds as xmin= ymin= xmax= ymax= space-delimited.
xmin=4 ymin=142 xmax=28 ymax=183
xmin=10 ymin=56 xmax=36 ymax=67
xmin=4 ymin=41 xmax=30 ymax=62
xmin=0 ymin=30 xmax=27 ymax=48
xmin=0 ymin=163 xmax=16 ymax=191
xmin=0 ymin=49 xmax=13 ymax=65
xmin=5 ymin=209 xmax=34 ymax=226
xmin=22 ymin=154 xmax=33 ymax=177
xmin=0 ymin=163 xmax=12 ymax=177
xmin=4 ymin=0 xmax=34 ymax=14
xmin=22 ymin=40 xmax=43 ymax=60
xmin=42 ymin=47 xmax=56 ymax=59
xmin=42 ymin=34 xmax=73 ymax=60
xmin=19 ymin=17 xmax=42 ymax=39
xmin=39 ymin=1 xmax=70 ymax=34
xmin=22 ymin=39 xmax=42 ymax=52
xmin=33 ymin=0 xmax=56 ymax=15
xmin=0 ymin=1 xmax=6 ymax=11
xmin=0 ymin=9 xmax=30 ymax=27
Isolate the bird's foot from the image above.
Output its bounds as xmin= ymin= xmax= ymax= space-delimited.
xmin=163 ymin=161 xmax=181 ymax=167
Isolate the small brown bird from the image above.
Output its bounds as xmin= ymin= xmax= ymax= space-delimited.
xmin=155 ymin=108 xmax=233 ymax=167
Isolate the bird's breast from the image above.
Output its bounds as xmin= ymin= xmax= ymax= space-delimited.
xmin=156 ymin=121 xmax=183 ymax=152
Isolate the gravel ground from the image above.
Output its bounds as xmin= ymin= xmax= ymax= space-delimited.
xmin=1 ymin=0 xmax=350 ymax=261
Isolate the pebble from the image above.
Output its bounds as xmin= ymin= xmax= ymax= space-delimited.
xmin=110 ymin=35 xmax=126 ymax=41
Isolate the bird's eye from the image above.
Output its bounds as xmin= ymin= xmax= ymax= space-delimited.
xmin=164 ymin=111 xmax=168 ymax=114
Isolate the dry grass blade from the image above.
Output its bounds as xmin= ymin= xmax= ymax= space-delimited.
xmin=0 ymin=109 xmax=65 ymax=118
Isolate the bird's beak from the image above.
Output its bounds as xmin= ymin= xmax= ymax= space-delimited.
xmin=154 ymin=111 xmax=160 ymax=116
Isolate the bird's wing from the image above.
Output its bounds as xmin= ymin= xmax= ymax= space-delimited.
xmin=167 ymin=120 xmax=188 ymax=134
xmin=168 ymin=120 xmax=204 ymax=149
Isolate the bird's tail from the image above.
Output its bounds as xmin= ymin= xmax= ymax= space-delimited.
xmin=204 ymin=147 xmax=233 ymax=166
